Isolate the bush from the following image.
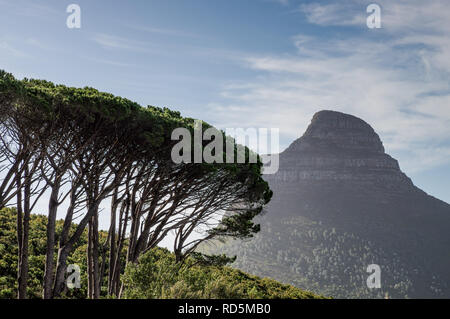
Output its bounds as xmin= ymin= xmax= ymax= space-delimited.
xmin=122 ymin=248 xmax=323 ymax=299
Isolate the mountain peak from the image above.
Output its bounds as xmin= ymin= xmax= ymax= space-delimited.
xmin=285 ymin=110 xmax=385 ymax=155
xmin=217 ymin=109 xmax=450 ymax=299
xmin=268 ymin=110 xmax=413 ymax=190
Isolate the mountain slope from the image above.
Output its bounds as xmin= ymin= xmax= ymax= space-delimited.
xmin=202 ymin=110 xmax=450 ymax=298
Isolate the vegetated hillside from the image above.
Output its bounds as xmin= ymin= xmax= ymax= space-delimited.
xmin=201 ymin=214 xmax=413 ymax=299
xmin=201 ymin=110 xmax=450 ymax=299
xmin=0 ymin=208 xmax=322 ymax=299
xmin=122 ymin=247 xmax=323 ymax=299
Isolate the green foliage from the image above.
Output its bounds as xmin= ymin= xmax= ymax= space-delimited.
xmin=0 ymin=208 xmax=321 ymax=299
xmin=0 ymin=70 xmax=276 ymax=299
xmin=0 ymin=207 xmax=97 ymax=299
xmin=122 ymin=248 xmax=323 ymax=299
xmin=0 ymin=208 xmax=18 ymax=298
xmin=200 ymin=215 xmax=425 ymax=299
xmin=0 ymin=208 xmax=64 ymax=298
xmin=190 ymin=252 xmax=237 ymax=267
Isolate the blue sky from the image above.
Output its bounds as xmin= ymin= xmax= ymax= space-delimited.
xmin=1 ymin=0 xmax=450 ymax=205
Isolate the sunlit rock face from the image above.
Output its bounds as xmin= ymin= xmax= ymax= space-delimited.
xmin=214 ymin=110 xmax=450 ymax=298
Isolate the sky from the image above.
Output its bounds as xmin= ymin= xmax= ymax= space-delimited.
xmin=1 ymin=0 xmax=449 ymax=207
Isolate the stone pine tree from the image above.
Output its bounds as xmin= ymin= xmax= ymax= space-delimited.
xmin=0 ymin=70 xmax=272 ymax=299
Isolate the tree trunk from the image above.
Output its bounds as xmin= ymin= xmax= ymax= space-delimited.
xmin=43 ymin=180 xmax=61 ymax=299
xmin=52 ymin=185 xmax=77 ymax=297
xmin=113 ymin=200 xmax=129 ymax=297
xmin=92 ymin=211 xmax=100 ymax=298
xmin=107 ymin=191 xmax=118 ymax=295
xmin=16 ymin=182 xmax=25 ymax=299
xmin=53 ymin=200 xmax=100 ymax=298
xmin=52 ymin=247 xmax=70 ymax=298
xmin=87 ymin=209 xmax=100 ymax=299
xmin=18 ymin=171 xmax=31 ymax=299
xmin=87 ymin=218 xmax=93 ymax=299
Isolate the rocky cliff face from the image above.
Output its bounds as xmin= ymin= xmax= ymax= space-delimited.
xmin=208 ymin=110 xmax=450 ymax=298
xmin=266 ymin=110 xmax=414 ymax=190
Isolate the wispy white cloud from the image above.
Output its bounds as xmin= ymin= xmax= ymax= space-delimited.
xmin=0 ymin=40 xmax=29 ymax=58
xmin=91 ymin=32 xmax=244 ymax=63
xmin=298 ymin=2 xmax=365 ymax=26
xmin=0 ymin=0 xmax=61 ymax=18
xmin=274 ymin=0 xmax=290 ymax=6
xmin=24 ymin=38 xmax=57 ymax=51
xmin=92 ymin=33 xmax=149 ymax=51
xmin=125 ymin=24 xmax=203 ymax=39
xmin=81 ymin=56 xmax=136 ymax=68
xmin=207 ymin=0 xmax=450 ymax=173
xmin=299 ymin=0 xmax=450 ymax=33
